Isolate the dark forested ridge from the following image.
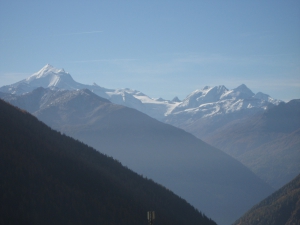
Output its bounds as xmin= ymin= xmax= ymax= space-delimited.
xmin=233 ymin=173 xmax=300 ymax=225
xmin=0 ymin=99 xmax=216 ymax=225
xmin=1 ymin=88 xmax=274 ymax=225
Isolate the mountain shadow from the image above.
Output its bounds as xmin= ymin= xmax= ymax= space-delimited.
xmin=233 ymin=173 xmax=300 ymax=225
xmin=0 ymin=99 xmax=217 ymax=225
xmin=1 ymin=88 xmax=274 ymax=225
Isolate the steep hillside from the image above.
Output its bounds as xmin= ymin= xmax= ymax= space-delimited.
xmin=233 ymin=174 xmax=300 ymax=225
xmin=0 ymin=99 xmax=217 ymax=225
xmin=2 ymin=88 xmax=274 ymax=225
xmin=203 ymin=100 xmax=300 ymax=188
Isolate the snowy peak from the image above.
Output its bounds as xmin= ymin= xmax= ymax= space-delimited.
xmin=176 ymin=85 xmax=228 ymax=110
xmin=204 ymin=85 xmax=229 ymax=100
xmin=0 ymin=65 xmax=282 ymax=121
xmin=172 ymin=96 xmax=181 ymax=102
xmin=27 ymin=64 xmax=62 ymax=79
xmin=169 ymin=84 xmax=282 ymax=117
xmin=254 ymin=92 xmax=281 ymax=105
xmin=233 ymin=84 xmax=255 ymax=97
xmin=220 ymin=84 xmax=254 ymax=100
xmin=26 ymin=64 xmax=73 ymax=86
xmin=38 ymin=63 xmax=55 ymax=72
xmin=0 ymin=65 xmax=84 ymax=95
xmin=254 ymin=92 xmax=270 ymax=101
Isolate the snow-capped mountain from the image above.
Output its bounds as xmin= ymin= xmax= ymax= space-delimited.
xmin=163 ymin=83 xmax=282 ymax=138
xmin=25 ymin=64 xmax=76 ymax=89
xmin=0 ymin=87 xmax=274 ymax=225
xmin=105 ymin=88 xmax=179 ymax=120
xmin=1 ymin=64 xmax=73 ymax=94
xmin=0 ymin=64 xmax=281 ymax=122
xmin=0 ymin=64 xmax=179 ymax=120
xmin=0 ymin=64 xmax=113 ymax=99
xmin=170 ymin=84 xmax=280 ymax=115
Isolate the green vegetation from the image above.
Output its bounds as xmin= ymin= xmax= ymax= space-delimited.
xmin=0 ymin=100 xmax=216 ymax=225
xmin=233 ymin=174 xmax=300 ymax=225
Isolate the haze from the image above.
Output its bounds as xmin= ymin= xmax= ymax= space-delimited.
xmin=0 ymin=0 xmax=299 ymax=101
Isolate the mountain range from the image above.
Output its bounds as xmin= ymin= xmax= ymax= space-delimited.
xmin=0 ymin=64 xmax=179 ymax=120
xmin=0 ymin=98 xmax=217 ymax=225
xmin=0 ymin=64 xmax=281 ymax=121
xmin=162 ymin=84 xmax=281 ymax=138
xmin=2 ymin=64 xmax=297 ymax=189
xmin=0 ymin=87 xmax=274 ymax=225
xmin=203 ymin=100 xmax=300 ymax=189
xmin=1 ymin=64 xmax=298 ymax=224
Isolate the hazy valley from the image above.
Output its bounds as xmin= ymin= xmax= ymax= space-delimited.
xmin=0 ymin=99 xmax=217 ymax=225
xmin=1 ymin=65 xmax=299 ymax=225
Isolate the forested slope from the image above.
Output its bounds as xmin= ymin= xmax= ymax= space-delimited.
xmin=1 ymin=88 xmax=274 ymax=225
xmin=233 ymin=174 xmax=300 ymax=225
xmin=0 ymin=99 xmax=216 ymax=225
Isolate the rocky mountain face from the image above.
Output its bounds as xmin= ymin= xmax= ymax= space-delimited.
xmin=1 ymin=87 xmax=274 ymax=225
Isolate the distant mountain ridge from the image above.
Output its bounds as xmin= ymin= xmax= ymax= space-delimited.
xmin=2 ymin=64 xmax=298 ymax=224
xmin=0 ymin=64 xmax=114 ymax=99
xmin=0 ymin=65 xmax=291 ymax=186
xmin=1 ymin=65 xmax=294 ymax=188
xmin=0 ymin=64 xmax=178 ymax=120
xmin=1 ymin=87 xmax=274 ymax=225
xmin=0 ymin=64 xmax=281 ymax=121
xmin=163 ymin=84 xmax=281 ymax=140
xmin=203 ymin=99 xmax=300 ymax=189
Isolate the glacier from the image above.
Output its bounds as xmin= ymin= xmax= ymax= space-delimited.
xmin=0 ymin=64 xmax=282 ymax=122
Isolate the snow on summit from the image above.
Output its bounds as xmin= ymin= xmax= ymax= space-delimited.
xmin=24 ymin=64 xmax=76 ymax=88
xmin=0 ymin=65 xmax=282 ymax=121
xmin=27 ymin=64 xmax=63 ymax=80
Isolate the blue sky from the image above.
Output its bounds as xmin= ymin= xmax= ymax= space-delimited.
xmin=0 ymin=1 xmax=299 ymax=101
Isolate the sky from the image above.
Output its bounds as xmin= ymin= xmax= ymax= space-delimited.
xmin=0 ymin=0 xmax=299 ymax=101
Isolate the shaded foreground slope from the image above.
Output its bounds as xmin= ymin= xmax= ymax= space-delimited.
xmin=233 ymin=174 xmax=300 ymax=225
xmin=0 ymin=99 xmax=216 ymax=225
xmin=2 ymin=88 xmax=274 ymax=225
